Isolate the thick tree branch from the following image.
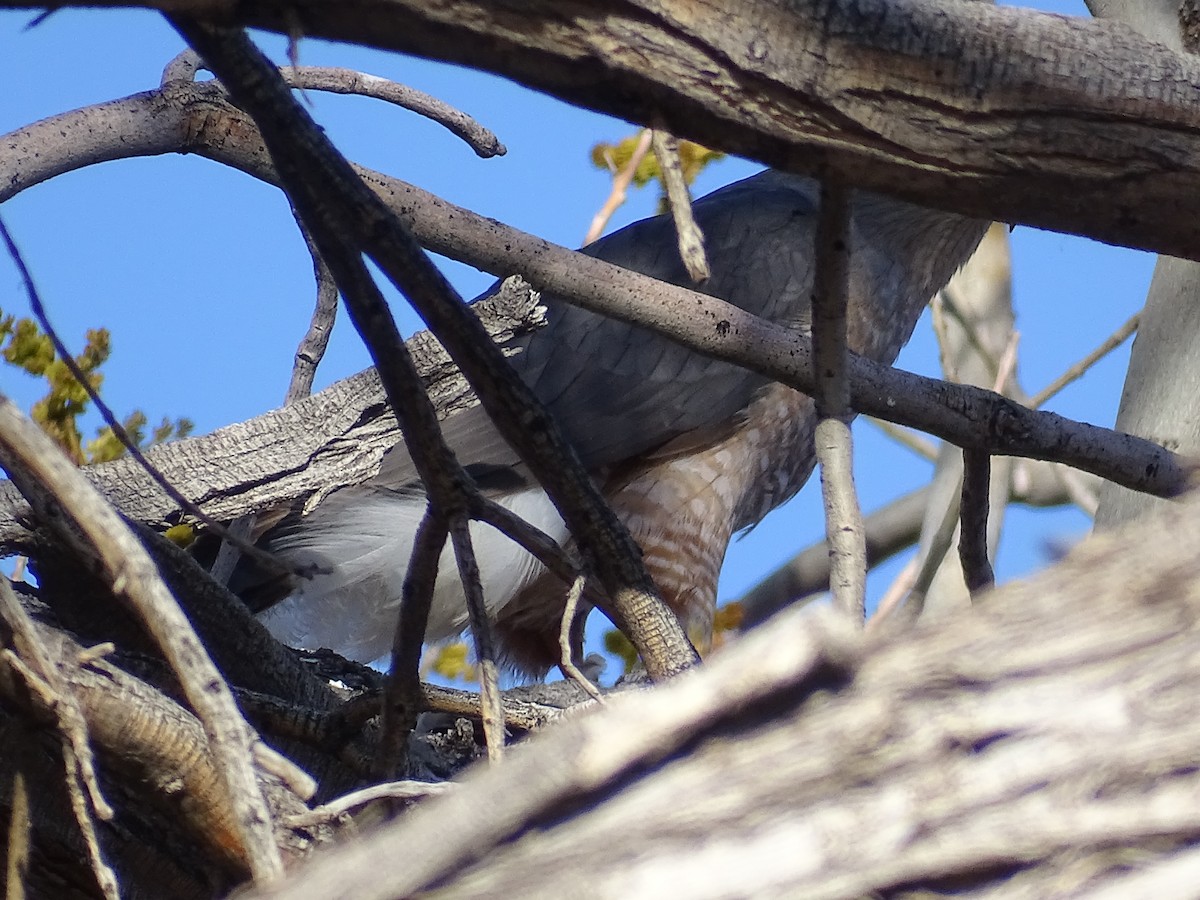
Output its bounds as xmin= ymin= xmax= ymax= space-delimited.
xmin=6 ymin=0 xmax=1200 ymax=258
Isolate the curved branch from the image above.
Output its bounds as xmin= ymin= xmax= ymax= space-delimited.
xmin=278 ymin=66 xmax=506 ymax=158
xmin=157 ymin=47 xmax=506 ymax=157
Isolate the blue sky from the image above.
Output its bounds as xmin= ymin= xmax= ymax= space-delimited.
xmin=0 ymin=2 xmax=1157 ymax=642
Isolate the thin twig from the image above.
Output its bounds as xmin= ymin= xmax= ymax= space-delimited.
xmin=449 ymin=516 xmax=506 ymax=762
xmin=867 ymin=556 xmax=920 ymax=629
xmin=380 ymin=509 xmax=447 ymax=778
xmin=469 ymin=495 xmax=579 ymax=587
xmin=286 ymin=217 xmax=339 ymax=405
xmin=1054 ymin=464 xmax=1100 ymax=517
xmin=938 ymin=284 xmax=1004 ymax=382
xmin=811 ymin=180 xmax=866 ymax=623
xmin=252 ymin=742 xmax=317 ymax=802
xmin=993 ymin=331 xmax=1021 ymax=398
xmin=280 ymin=67 xmax=506 ymax=158
xmin=898 ymin=473 xmax=963 ymax=624
xmin=958 ymin=448 xmax=995 ymax=594
xmin=583 ymin=129 xmax=652 ymax=245
xmin=1028 ymin=312 xmax=1139 ymax=409
xmin=286 ymin=780 xmax=452 ymax=828
xmin=650 ymin=128 xmax=709 ymax=282
xmin=422 ymin=683 xmax=570 ymax=731
xmin=213 ymin=218 xmax=336 ymax=589
xmin=161 ymin=49 xmax=505 ymax=158
xmin=930 ymin=292 xmax=957 ymax=383
xmin=558 ymin=575 xmax=604 ymax=704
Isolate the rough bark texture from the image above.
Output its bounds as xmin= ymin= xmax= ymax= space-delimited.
xmin=247 ymin=488 xmax=1200 ymax=900
xmin=1087 ymin=0 xmax=1200 ymax=531
xmin=6 ymin=0 xmax=1200 ymax=258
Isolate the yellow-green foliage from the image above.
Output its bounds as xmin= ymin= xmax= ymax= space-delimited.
xmin=0 ymin=310 xmax=192 ymax=465
xmin=424 ymin=641 xmax=477 ymax=683
xmin=590 ymin=132 xmax=726 ymax=211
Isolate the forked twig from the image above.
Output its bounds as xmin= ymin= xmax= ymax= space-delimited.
xmin=558 ymin=575 xmax=604 ymax=704
xmin=161 ymin=49 xmax=506 ymax=158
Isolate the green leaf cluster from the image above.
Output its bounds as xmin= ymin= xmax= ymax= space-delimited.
xmin=0 ymin=310 xmax=192 ymax=465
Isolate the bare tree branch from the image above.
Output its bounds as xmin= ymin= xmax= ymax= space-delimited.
xmin=277 ymin=67 xmax=506 ymax=159
xmin=285 ymin=218 xmax=339 ymax=405
xmin=447 ymin=516 xmax=506 ymax=761
xmin=378 ymin=508 xmax=446 ymax=778
xmin=958 ymin=447 xmax=995 ymax=593
xmin=650 ymin=128 xmax=709 ymax=282
xmin=1028 ymin=311 xmax=1139 ymax=410
xmin=583 ymin=128 xmax=651 ymax=245
xmin=0 ymin=84 xmax=1181 ymax=555
xmin=812 ymin=181 xmax=866 ymax=621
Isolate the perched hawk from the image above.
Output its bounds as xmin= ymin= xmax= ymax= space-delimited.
xmin=251 ymin=170 xmax=987 ymax=674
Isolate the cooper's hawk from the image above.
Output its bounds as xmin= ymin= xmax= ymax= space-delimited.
xmin=253 ymin=170 xmax=987 ymax=673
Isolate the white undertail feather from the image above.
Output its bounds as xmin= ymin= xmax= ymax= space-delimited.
xmin=261 ymin=488 xmax=568 ymax=664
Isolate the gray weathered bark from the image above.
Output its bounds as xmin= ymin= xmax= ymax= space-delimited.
xmin=6 ymin=0 xmax=1200 ymax=257
xmin=1089 ymin=0 xmax=1200 ymax=529
xmin=247 ymin=487 xmax=1200 ymax=900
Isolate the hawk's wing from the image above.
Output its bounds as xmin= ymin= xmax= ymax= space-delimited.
xmin=376 ymin=170 xmax=821 ymax=490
